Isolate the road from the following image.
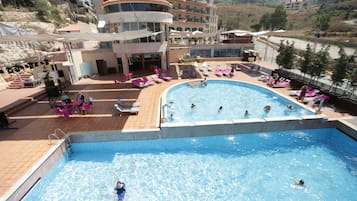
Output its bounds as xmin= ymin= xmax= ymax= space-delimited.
xmin=257 ymin=35 xmax=355 ymax=59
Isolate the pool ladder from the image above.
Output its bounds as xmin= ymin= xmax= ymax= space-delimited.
xmin=48 ymin=128 xmax=73 ymax=159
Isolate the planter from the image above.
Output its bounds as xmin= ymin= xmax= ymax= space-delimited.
xmin=44 ymin=80 xmax=55 ymax=88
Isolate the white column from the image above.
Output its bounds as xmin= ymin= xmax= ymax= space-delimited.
xmin=120 ymin=54 xmax=129 ymax=73
xmin=161 ymin=52 xmax=167 ymax=71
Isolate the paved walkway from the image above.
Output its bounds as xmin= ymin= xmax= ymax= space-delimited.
xmin=0 ymin=61 xmax=355 ymax=199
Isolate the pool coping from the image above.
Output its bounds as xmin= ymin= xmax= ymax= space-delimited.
xmin=2 ymin=140 xmax=66 ymax=201
xmin=159 ymin=79 xmax=317 ymax=123
xmin=3 ymin=119 xmax=356 ymax=201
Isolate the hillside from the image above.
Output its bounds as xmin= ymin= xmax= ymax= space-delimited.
xmin=0 ymin=1 xmax=95 ymax=64
xmin=216 ymin=1 xmax=357 ymax=43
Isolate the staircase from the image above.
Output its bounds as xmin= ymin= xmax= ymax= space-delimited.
xmin=7 ymin=76 xmax=24 ymax=89
xmin=7 ymin=74 xmax=33 ymax=89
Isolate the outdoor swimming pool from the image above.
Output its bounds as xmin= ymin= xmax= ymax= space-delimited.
xmin=23 ymin=128 xmax=357 ymax=200
xmin=164 ymin=80 xmax=314 ymax=123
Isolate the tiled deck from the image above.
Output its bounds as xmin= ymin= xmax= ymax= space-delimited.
xmin=0 ymin=61 xmax=355 ymax=198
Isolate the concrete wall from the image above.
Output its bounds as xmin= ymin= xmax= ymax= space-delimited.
xmin=169 ymin=47 xmax=190 ymax=63
xmin=81 ymin=49 xmax=117 ymax=74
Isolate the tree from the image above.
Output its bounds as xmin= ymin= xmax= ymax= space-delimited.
xmin=250 ymin=23 xmax=261 ymax=32
xmin=344 ymin=54 xmax=357 ymax=97
xmin=271 ymin=5 xmax=287 ymax=30
xmin=299 ymin=44 xmax=314 ymax=80
xmin=317 ymin=13 xmax=331 ymax=31
xmin=311 ymin=46 xmax=330 ymax=84
xmin=225 ymin=17 xmax=240 ymax=30
xmin=330 ymin=47 xmax=349 ymax=92
xmin=276 ymin=41 xmax=296 ymax=69
xmin=259 ymin=13 xmax=271 ymax=30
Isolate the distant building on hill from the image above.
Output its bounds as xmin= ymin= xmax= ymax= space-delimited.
xmin=284 ymin=0 xmax=308 ymax=10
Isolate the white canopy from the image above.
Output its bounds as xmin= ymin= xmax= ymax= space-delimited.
xmin=0 ymin=29 xmax=152 ymax=42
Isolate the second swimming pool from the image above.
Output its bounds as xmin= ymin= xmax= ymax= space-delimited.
xmin=164 ymin=80 xmax=314 ymax=123
xmin=22 ymin=128 xmax=357 ymax=200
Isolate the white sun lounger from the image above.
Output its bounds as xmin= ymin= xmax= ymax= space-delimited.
xmin=113 ymin=103 xmax=139 ymax=115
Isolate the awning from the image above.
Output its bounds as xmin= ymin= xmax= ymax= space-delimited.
xmin=97 ymin=20 xmax=106 ymax=28
xmin=0 ymin=29 xmax=152 ymax=42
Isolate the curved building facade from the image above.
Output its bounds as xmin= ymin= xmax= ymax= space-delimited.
xmin=94 ymin=0 xmax=173 ymax=73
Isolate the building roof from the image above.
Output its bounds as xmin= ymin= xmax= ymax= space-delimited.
xmin=57 ymin=24 xmax=80 ymax=33
xmin=221 ymin=30 xmax=271 ymax=36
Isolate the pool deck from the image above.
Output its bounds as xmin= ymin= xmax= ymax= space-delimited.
xmin=0 ymin=61 xmax=356 ymax=199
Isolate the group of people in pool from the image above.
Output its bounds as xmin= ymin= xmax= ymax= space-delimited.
xmin=263 ymin=104 xmax=294 ymax=113
xmin=189 ymin=103 xmax=294 ymax=117
xmin=114 ymin=178 xmax=304 ymax=199
xmin=191 ymin=103 xmax=223 ymax=112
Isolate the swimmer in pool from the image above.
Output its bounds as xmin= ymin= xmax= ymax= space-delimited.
xmin=295 ymin=179 xmax=304 ymax=186
xmin=244 ymin=110 xmax=250 ymax=118
xmin=264 ymin=104 xmax=271 ymax=113
xmin=287 ymin=104 xmax=294 ymax=111
xmin=114 ymin=181 xmax=126 ymax=201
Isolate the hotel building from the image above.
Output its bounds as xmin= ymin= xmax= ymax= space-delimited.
xmin=168 ymin=0 xmax=218 ymax=45
xmin=92 ymin=0 xmax=173 ymax=73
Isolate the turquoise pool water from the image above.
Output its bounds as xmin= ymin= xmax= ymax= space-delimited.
xmin=164 ymin=80 xmax=314 ymax=122
xmin=23 ymin=128 xmax=357 ymax=200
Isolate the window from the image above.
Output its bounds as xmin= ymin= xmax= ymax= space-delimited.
xmin=190 ymin=49 xmax=211 ymax=58
xmin=214 ymin=48 xmax=241 ymax=57
xmin=123 ymin=22 xmax=161 ymax=43
xmin=104 ymin=3 xmax=169 ymax=13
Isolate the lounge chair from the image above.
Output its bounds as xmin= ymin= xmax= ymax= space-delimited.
xmin=223 ymin=68 xmax=232 ymax=76
xmin=152 ymin=75 xmax=164 ymax=83
xmin=118 ymin=99 xmax=141 ymax=107
xmin=193 ymin=61 xmax=199 ymax=68
xmin=142 ymin=76 xmax=154 ymax=86
xmin=272 ymin=80 xmax=290 ymax=88
xmin=132 ymin=78 xmax=145 ymax=88
xmin=200 ymin=62 xmax=207 ymax=71
xmin=113 ymin=103 xmax=139 ymax=115
xmin=203 ymin=67 xmax=209 ymax=76
xmin=215 ymin=67 xmax=223 ymax=76
xmin=289 ymin=87 xmax=319 ymax=97
xmin=160 ymin=74 xmax=173 ymax=81
xmin=258 ymin=75 xmax=269 ymax=82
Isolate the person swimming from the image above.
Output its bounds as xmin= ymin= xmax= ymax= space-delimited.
xmin=264 ymin=104 xmax=271 ymax=113
xmin=287 ymin=104 xmax=294 ymax=110
xmin=114 ymin=181 xmax=126 ymax=201
xmin=244 ymin=110 xmax=250 ymax=117
xmin=218 ymin=106 xmax=223 ymax=112
xmin=296 ymin=179 xmax=304 ymax=186
xmin=191 ymin=103 xmax=196 ymax=109
xmin=201 ymin=77 xmax=208 ymax=87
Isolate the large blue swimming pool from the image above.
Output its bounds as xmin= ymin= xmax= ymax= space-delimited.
xmin=23 ymin=128 xmax=357 ymax=200
xmin=164 ymin=80 xmax=314 ymax=123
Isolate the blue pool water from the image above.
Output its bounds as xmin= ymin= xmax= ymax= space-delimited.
xmin=164 ymin=80 xmax=314 ymax=122
xmin=23 ymin=128 xmax=357 ymax=201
